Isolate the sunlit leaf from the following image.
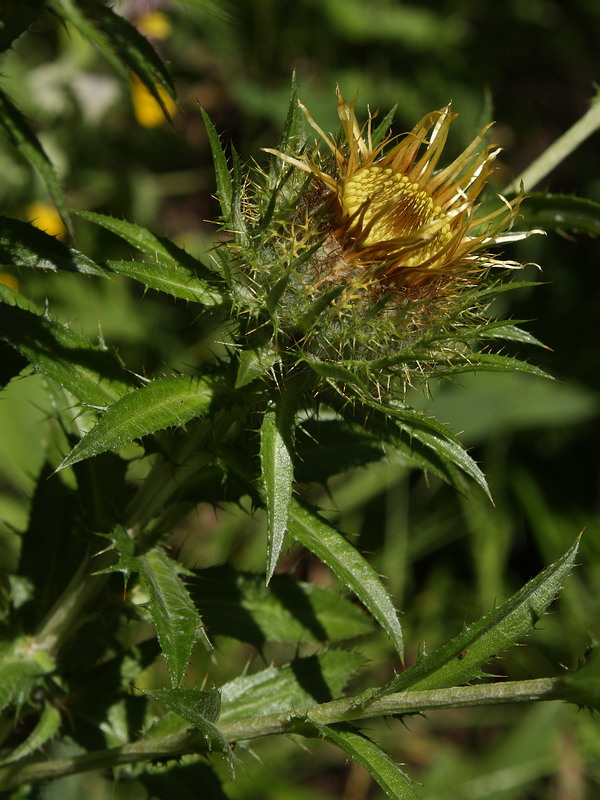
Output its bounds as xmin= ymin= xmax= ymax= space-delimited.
xmin=289 ymin=500 xmax=404 ymax=659
xmin=384 ymin=537 xmax=580 ymax=694
xmin=58 ymin=376 xmax=215 ymax=470
xmin=139 ymin=550 xmax=210 ymax=687
xmin=313 ymin=725 xmax=422 ymax=799
xmin=106 ymin=259 xmax=223 ymax=305
xmin=200 ymin=109 xmax=232 ymax=221
xmin=0 ymin=215 xmax=102 ymax=275
xmin=220 ymin=651 xmax=366 ymax=722
xmin=261 ymin=408 xmax=294 ymax=582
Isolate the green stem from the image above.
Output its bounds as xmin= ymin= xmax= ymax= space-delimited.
xmin=505 ymin=90 xmax=600 ymax=194
xmin=0 ymin=678 xmax=565 ymax=790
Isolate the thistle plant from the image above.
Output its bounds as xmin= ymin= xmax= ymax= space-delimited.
xmin=1 ymin=4 xmax=600 ymax=796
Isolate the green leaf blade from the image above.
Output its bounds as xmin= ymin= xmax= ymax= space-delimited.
xmin=0 ymin=703 xmax=61 ymax=766
xmin=139 ymin=550 xmax=210 ymax=688
xmin=200 ymin=109 xmax=232 ymax=221
xmin=289 ymin=500 xmax=404 ymax=660
xmin=106 ymin=259 xmax=223 ymax=305
xmin=260 ymin=408 xmax=294 ymax=582
xmin=58 ymin=375 xmax=215 ymax=470
xmin=220 ymin=651 xmax=366 ymax=723
xmin=313 ymin=725 xmax=422 ymax=799
xmin=387 ymin=537 xmax=581 ymax=694
xmin=0 ymin=215 xmax=102 ymax=275
xmin=143 ymin=688 xmax=230 ymax=761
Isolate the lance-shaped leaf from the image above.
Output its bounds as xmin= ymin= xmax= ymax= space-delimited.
xmin=0 ymin=702 xmax=61 ymax=766
xmin=57 ymin=376 xmax=215 ymax=470
xmin=384 ymin=537 xmax=580 ymax=695
xmin=220 ymin=651 xmax=366 ymax=723
xmin=200 ymin=108 xmax=232 ymax=221
xmin=74 ymin=210 xmax=218 ymax=279
xmin=0 ymin=288 xmax=132 ymax=406
xmin=139 ymin=550 xmax=210 ymax=687
xmin=0 ymin=215 xmax=102 ymax=275
xmin=261 ymin=400 xmax=296 ymax=582
xmin=311 ymin=724 xmax=422 ymax=800
xmin=361 ymin=400 xmax=490 ymax=498
xmin=106 ymin=259 xmax=223 ymax=305
xmin=436 ymin=353 xmax=551 ymax=380
xmin=0 ymin=89 xmax=72 ymax=236
xmin=289 ymin=500 xmax=404 ymax=660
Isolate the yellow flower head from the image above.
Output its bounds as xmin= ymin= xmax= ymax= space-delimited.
xmin=266 ymin=89 xmax=524 ymax=293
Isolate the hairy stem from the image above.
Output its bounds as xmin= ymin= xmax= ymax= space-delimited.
xmin=0 ymin=678 xmax=565 ymax=790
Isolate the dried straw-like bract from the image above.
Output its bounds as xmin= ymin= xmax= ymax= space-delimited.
xmin=265 ymin=89 xmax=526 ymax=293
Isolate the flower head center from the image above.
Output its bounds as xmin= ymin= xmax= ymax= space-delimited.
xmin=341 ymin=166 xmax=453 ymax=267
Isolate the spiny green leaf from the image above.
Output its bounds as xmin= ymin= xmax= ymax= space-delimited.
xmin=0 ymin=640 xmax=54 ymax=713
xmin=312 ymin=725 xmax=422 ymax=799
xmin=385 ymin=537 xmax=580 ymax=694
xmin=57 ymin=376 xmax=215 ymax=470
xmin=191 ymin=566 xmax=374 ymax=646
xmin=0 ymin=215 xmax=102 ymax=275
xmin=0 ymin=88 xmax=72 ymax=236
xmin=436 ymin=352 xmax=552 ymax=380
xmin=94 ymin=525 xmax=137 ymax=582
xmin=106 ymin=259 xmax=223 ymax=306
xmin=362 ymin=399 xmax=490 ymax=498
xmin=304 ymin=359 xmax=371 ymax=396
xmin=143 ymin=687 xmax=232 ymax=766
xmin=235 ymin=345 xmax=279 ymax=389
xmin=289 ymin=500 xmax=404 ymax=659
xmin=520 ymin=192 xmax=600 ymax=235
xmin=220 ymin=651 xmax=366 ymax=723
xmin=0 ymin=287 xmax=132 ymax=406
xmin=230 ymin=145 xmax=248 ymax=245
xmin=260 ymin=408 xmax=294 ymax=582
xmin=0 ymin=702 xmax=61 ymax=766
xmin=74 ymin=210 xmax=209 ymax=274
xmin=200 ymin=108 xmax=232 ymax=221
xmin=277 ymin=72 xmax=303 ymax=151
xmin=474 ymin=322 xmax=547 ymax=348
xmin=139 ymin=550 xmax=210 ymax=688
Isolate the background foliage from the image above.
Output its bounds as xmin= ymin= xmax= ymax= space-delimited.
xmin=1 ymin=0 xmax=599 ymax=798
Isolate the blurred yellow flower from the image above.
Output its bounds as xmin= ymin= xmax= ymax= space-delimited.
xmin=137 ymin=11 xmax=172 ymax=40
xmin=25 ymin=202 xmax=67 ymax=240
xmin=131 ymin=73 xmax=177 ymax=128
